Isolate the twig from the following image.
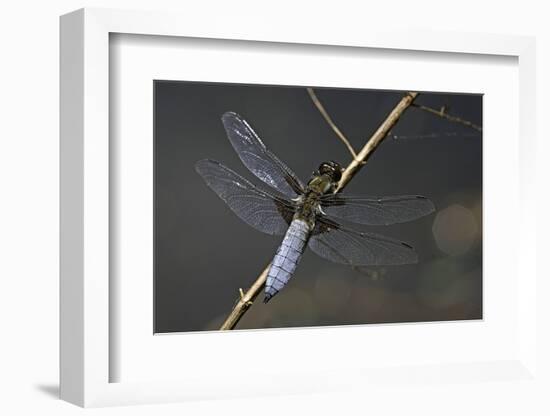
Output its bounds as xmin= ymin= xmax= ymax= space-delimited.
xmin=219 ymin=91 xmax=419 ymax=330
xmin=412 ymin=103 xmax=482 ymax=132
xmin=306 ymin=87 xmax=358 ymax=158
xmin=219 ymin=265 xmax=270 ymax=330
xmin=390 ymin=131 xmax=480 ymax=140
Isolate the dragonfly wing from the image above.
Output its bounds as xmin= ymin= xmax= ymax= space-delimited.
xmin=320 ymin=194 xmax=435 ymax=226
xmin=308 ymin=217 xmax=418 ymax=266
xmin=221 ymin=112 xmax=305 ymax=197
xmin=195 ymin=159 xmax=295 ymax=235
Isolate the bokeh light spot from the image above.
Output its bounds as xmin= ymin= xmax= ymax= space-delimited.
xmin=432 ymin=204 xmax=478 ymax=256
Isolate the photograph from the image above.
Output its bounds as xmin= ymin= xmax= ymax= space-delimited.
xmin=153 ymin=81 xmax=482 ymax=333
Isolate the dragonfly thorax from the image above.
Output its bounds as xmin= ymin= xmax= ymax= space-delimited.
xmin=306 ymin=161 xmax=344 ymax=195
xmin=307 ymin=175 xmax=334 ymax=195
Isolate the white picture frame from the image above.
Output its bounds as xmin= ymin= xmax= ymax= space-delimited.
xmin=60 ymin=7 xmax=538 ymax=407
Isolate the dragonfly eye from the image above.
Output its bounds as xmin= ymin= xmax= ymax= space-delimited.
xmin=319 ymin=161 xmax=343 ymax=182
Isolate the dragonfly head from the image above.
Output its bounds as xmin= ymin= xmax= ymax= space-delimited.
xmin=318 ymin=160 xmax=343 ymax=183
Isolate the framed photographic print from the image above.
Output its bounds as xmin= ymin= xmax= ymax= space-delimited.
xmin=60 ymin=7 xmax=538 ymax=408
xmin=153 ymin=82 xmax=482 ymax=333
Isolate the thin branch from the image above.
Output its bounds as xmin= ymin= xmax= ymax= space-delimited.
xmin=306 ymin=87 xmax=358 ymax=158
xmin=411 ymin=103 xmax=482 ymax=132
xmin=219 ymin=91 xmax=419 ymax=330
xmin=390 ymin=131 xmax=481 ymax=140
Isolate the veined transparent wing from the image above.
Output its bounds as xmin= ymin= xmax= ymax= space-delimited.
xmin=319 ymin=194 xmax=435 ymax=226
xmin=308 ymin=217 xmax=418 ymax=266
xmin=221 ymin=112 xmax=305 ymax=197
xmin=195 ymin=159 xmax=295 ymax=236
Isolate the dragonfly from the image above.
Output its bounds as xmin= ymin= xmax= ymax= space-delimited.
xmin=195 ymin=112 xmax=435 ymax=303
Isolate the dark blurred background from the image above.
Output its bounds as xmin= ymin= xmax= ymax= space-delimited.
xmin=154 ymin=81 xmax=482 ymax=333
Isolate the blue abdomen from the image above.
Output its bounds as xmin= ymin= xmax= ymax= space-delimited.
xmin=264 ymin=219 xmax=310 ymax=302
